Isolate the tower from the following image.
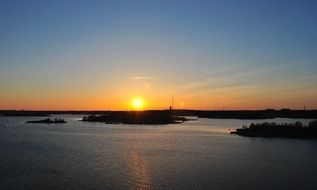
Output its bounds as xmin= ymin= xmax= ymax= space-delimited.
xmin=170 ymin=96 xmax=174 ymax=110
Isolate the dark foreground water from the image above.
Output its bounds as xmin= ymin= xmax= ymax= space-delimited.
xmin=0 ymin=115 xmax=317 ymax=190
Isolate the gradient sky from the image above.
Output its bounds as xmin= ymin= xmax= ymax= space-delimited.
xmin=1 ymin=0 xmax=317 ymax=110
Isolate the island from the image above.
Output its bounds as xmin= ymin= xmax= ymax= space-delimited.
xmin=82 ymin=110 xmax=188 ymax=124
xmin=230 ymin=120 xmax=317 ymax=139
xmin=26 ymin=118 xmax=67 ymax=124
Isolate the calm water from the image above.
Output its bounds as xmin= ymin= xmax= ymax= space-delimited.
xmin=0 ymin=115 xmax=317 ymax=190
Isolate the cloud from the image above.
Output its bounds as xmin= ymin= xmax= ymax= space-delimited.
xmin=131 ymin=76 xmax=153 ymax=81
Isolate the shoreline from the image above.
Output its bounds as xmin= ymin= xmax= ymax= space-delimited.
xmin=1 ymin=109 xmax=317 ymax=119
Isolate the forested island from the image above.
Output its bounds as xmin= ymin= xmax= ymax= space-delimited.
xmin=82 ymin=110 xmax=187 ymax=124
xmin=26 ymin=118 xmax=67 ymax=124
xmin=231 ymin=120 xmax=317 ymax=139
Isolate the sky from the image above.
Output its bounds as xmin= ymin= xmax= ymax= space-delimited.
xmin=1 ymin=0 xmax=317 ymax=110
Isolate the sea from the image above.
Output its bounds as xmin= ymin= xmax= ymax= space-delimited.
xmin=0 ymin=115 xmax=316 ymax=190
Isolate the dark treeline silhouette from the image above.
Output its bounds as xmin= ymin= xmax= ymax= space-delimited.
xmin=231 ymin=120 xmax=317 ymax=139
xmin=1 ymin=110 xmax=50 ymax=117
xmin=0 ymin=110 xmax=110 ymax=116
xmin=26 ymin=118 xmax=67 ymax=124
xmin=1 ymin=109 xmax=317 ymax=119
xmin=82 ymin=110 xmax=187 ymax=124
xmin=195 ymin=109 xmax=317 ymax=119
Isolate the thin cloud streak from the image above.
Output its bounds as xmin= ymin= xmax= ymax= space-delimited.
xmin=131 ymin=76 xmax=154 ymax=81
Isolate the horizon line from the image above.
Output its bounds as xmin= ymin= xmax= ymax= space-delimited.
xmin=1 ymin=108 xmax=317 ymax=112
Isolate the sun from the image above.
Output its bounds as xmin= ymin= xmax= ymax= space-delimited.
xmin=131 ymin=98 xmax=144 ymax=110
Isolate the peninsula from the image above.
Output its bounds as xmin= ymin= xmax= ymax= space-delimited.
xmin=231 ymin=120 xmax=317 ymax=139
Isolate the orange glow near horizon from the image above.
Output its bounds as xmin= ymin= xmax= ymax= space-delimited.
xmin=1 ymin=84 xmax=317 ymax=110
xmin=1 ymin=91 xmax=317 ymax=110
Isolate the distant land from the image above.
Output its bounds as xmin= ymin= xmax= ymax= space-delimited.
xmin=1 ymin=109 xmax=317 ymax=119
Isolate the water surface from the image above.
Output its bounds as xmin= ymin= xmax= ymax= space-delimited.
xmin=0 ymin=115 xmax=316 ymax=189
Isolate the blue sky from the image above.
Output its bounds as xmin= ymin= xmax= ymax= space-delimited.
xmin=1 ymin=0 xmax=317 ymax=110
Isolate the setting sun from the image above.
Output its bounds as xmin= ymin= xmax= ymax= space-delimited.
xmin=132 ymin=98 xmax=144 ymax=110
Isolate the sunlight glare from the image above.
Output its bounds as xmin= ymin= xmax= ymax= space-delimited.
xmin=132 ymin=98 xmax=144 ymax=110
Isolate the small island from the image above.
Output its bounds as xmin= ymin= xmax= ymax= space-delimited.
xmin=82 ymin=110 xmax=188 ymax=124
xmin=231 ymin=120 xmax=317 ymax=139
xmin=26 ymin=118 xmax=67 ymax=124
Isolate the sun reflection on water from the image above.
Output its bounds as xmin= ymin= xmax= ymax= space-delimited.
xmin=128 ymin=151 xmax=151 ymax=190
